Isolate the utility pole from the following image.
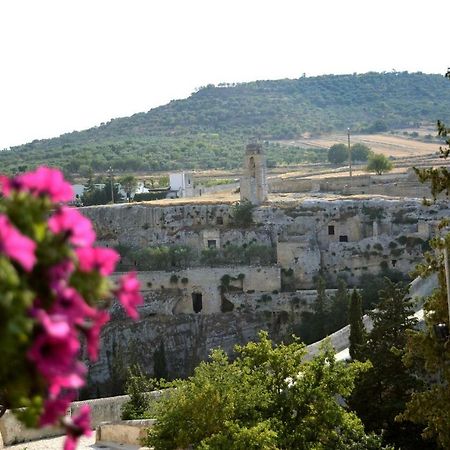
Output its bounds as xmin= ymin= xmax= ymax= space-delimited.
xmin=443 ymin=243 xmax=450 ymax=326
xmin=108 ymin=166 xmax=114 ymax=204
xmin=347 ymin=128 xmax=352 ymax=178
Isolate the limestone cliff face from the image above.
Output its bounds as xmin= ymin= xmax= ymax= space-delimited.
xmin=84 ymin=305 xmax=298 ymax=398
xmin=81 ymin=197 xmax=450 ymax=398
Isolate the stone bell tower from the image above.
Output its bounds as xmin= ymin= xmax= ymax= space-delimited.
xmin=240 ymin=143 xmax=268 ymax=205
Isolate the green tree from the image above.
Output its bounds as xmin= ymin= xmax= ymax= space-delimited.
xmin=398 ymin=236 xmax=450 ymax=448
xmin=351 ymin=143 xmax=373 ymax=162
xmin=349 ymin=290 xmax=366 ymax=360
xmin=119 ymin=174 xmax=138 ymax=201
xmin=349 ymin=281 xmax=433 ymax=449
xmin=144 ymin=332 xmax=386 ymax=450
xmin=153 ymin=341 xmax=168 ymax=381
xmin=328 ymin=143 xmax=349 ymax=164
xmin=329 ymin=278 xmax=350 ymax=332
xmin=82 ymin=177 xmax=122 ymax=206
xmin=298 ymin=276 xmax=331 ymax=343
xmin=121 ymin=365 xmax=155 ymax=420
xmin=366 ymin=153 xmax=393 ymax=175
xmin=231 ymin=200 xmax=255 ymax=227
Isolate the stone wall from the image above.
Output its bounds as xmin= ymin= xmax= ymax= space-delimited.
xmin=127 ymin=266 xmax=280 ymax=314
xmin=269 ymin=171 xmax=433 ymax=198
xmin=0 ymin=393 xmax=161 ymax=446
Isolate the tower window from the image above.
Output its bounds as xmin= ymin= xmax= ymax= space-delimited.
xmin=249 ymin=156 xmax=256 ymax=178
xmin=328 ymin=225 xmax=335 ymax=235
xmin=207 ymin=239 xmax=217 ymax=248
xmin=339 ymin=235 xmax=348 ymax=242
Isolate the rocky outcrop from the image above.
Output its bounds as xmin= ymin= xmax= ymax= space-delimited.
xmin=84 ymin=308 xmax=300 ymax=398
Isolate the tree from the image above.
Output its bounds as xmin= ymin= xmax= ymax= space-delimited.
xmin=82 ymin=178 xmax=123 ymax=206
xmin=349 ymin=281 xmax=433 ymax=449
xmin=329 ymin=278 xmax=350 ymax=332
xmin=351 ymin=143 xmax=373 ymax=162
xmin=366 ymin=153 xmax=393 ymax=175
xmin=349 ymin=290 xmax=366 ymax=360
xmin=119 ymin=174 xmax=138 ymax=202
xmin=144 ymin=332 xmax=386 ymax=450
xmin=121 ymin=365 xmax=155 ymax=420
xmin=398 ymin=237 xmax=450 ymax=448
xmin=298 ymin=276 xmax=331 ymax=343
xmin=328 ymin=143 xmax=349 ymax=164
xmin=397 ymin=72 xmax=450 ymax=447
xmin=231 ymin=200 xmax=255 ymax=227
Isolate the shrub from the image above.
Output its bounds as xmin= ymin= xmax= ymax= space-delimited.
xmin=121 ymin=365 xmax=155 ymax=420
xmin=327 ymin=143 xmax=348 ymax=164
xmin=231 ymin=200 xmax=255 ymax=227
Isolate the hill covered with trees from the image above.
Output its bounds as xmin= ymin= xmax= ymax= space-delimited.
xmin=2 ymin=71 xmax=449 ymax=175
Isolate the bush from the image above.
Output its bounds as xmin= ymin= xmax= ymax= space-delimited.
xmin=366 ymin=153 xmax=393 ymax=175
xmin=351 ymin=143 xmax=373 ymax=162
xmin=121 ymin=365 xmax=155 ymax=420
xmin=231 ymin=200 xmax=255 ymax=227
xmin=328 ymin=143 xmax=349 ymax=164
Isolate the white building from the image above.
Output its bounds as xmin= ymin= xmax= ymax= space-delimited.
xmin=169 ymin=172 xmax=194 ymax=198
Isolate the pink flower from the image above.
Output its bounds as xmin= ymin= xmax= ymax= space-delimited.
xmin=48 ymin=260 xmax=75 ymax=292
xmin=40 ymin=392 xmax=75 ymax=427
xmin=0 ymin=175 xmax=21 ymax=196
xmin=27 ymin=328 xmax=86 ymax=395
xmin=47 ymin=363 xmax=86 ymax=396
xmin=75 ymin=247 xmax=119 ymax=276
xmin=17 ymin=167 xmax=73 ymax=202
xmin=34 ymin=309 xmax=71 ymax=339
xmin=115 ymin=272 xmax=143 ymax=320
xmin=0 ymin=214 xmax=36 ymax=271
xmin=48 ymin=207 xmax=96 ymax=247
xmin=82 ymin=309 xmax=110 ymax=361
xmin=63 ymin=405 xmax=92 ymax=450
xmin=50 ymin=286 xmax=94 ymax=325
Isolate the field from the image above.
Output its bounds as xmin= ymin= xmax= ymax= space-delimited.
xmin=278 ymin=129 xmax=441 ymax=159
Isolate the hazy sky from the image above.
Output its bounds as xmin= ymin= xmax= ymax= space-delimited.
xmin=1 ymin=0 xmax=448 ymax=149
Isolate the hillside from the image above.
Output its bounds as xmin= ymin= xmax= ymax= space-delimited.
xmin=2 ymin=71 xmax=449 ymax=175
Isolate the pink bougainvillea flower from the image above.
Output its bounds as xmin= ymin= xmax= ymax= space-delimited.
xmin=82 ymin=309 xmax=110 ymax=361
xmin=115 ymin=272 xmax=143 ymax=320
xmin=16 ymin=167 xmax=73 ymax=202
xmin=0 ymin=214 xmax=36 ymax=271
xmin=75 ymin=247 xmax=119 ymax=276
xmin=40 ymin=392 xmax=75 ymax=427
xmin=48 ymin=207 xmax=96 ymax=247
xmin=63 ymin=405 xmax=93 ymax=450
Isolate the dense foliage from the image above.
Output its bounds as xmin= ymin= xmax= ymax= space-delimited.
xmin=144 ymin=332 xmax=387 ymax=450
xmin=349 ymin=281 xmax=434 ymax=449
xmin=398 ymin=233 xmax=450 ymax=448
xmin=2 ymin=72 xmax=449 ymax=174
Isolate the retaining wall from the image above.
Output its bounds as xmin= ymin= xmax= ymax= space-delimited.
xmin=0 ymin=392 xmax=161 ymax=447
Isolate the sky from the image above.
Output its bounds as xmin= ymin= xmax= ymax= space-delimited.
xmin=1 ymin=0 xmax=449 ymax=150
